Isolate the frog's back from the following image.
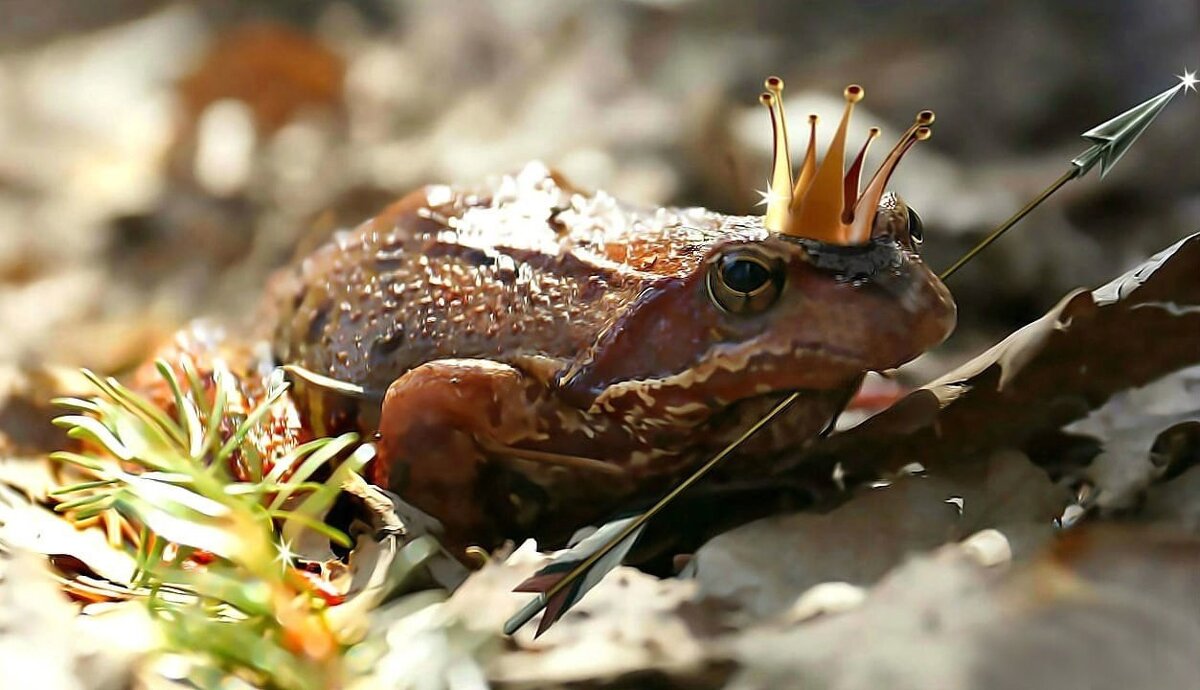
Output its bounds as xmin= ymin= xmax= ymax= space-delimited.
xmin=272 ymin=163 xmax=726 ymax=391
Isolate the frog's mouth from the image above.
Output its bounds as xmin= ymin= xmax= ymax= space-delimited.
xmin=588 ymin=338 xmax=870 ymax=413
xmin=734 ymin=340 xmax=872 ymax=394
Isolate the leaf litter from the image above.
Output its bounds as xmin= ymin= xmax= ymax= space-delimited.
xmin=2 ymin=225 xmax=1199 ymax=687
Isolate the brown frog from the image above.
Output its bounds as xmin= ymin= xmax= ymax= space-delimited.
xmin=270 ymin=80 xmax=956 ymax=553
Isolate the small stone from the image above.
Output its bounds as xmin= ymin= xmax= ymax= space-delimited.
xmin=960 ymin=529 xmax=1012 ymax=568
xmin=784 ymin=582 xmax=867 ymax=623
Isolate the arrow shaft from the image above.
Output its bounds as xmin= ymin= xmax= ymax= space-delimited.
xmin=529 ymin=390 xmax=803 ymax=609
xmin=531 ymin=162 xmax=1082 ymax=613
xmin=939 ymin=167 xmax=1077 ymax=281
xmin=511 ymin=73 xmax=1192 ymax=635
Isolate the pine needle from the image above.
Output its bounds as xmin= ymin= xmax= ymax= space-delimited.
xmin=50 ymin=361 xmax=365 ymax=689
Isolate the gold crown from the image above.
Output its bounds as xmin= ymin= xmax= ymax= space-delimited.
xmin=758 ymin=77 xmax=934 ymax=244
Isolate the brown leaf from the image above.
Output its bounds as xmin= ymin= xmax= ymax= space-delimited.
xmin=1065 ymin=364 xmax=1200 ymax=508
xmin=727 ymin=525 xmax=1200 ymax=690
xmin=400 ymin=540 xmax=731 ymax=687
xmin=694 ymin=450 xmax=1066 ymax=617
xmin=0 ymin=484 xmax=136 ymax=587
xmin=0 ymin=550 xmax=83 ymax=690
xmin=785 ymin=231 xmax=1200 ymax=486
xmin=0 ymin=364 xmax=91 ymax=457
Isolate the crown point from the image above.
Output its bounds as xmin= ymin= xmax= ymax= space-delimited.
xmin=760 ymin=76 xmax=793 ymax=233
xmin=755 ymin=77 xmax=932 ymax=245
xmin=842 ymin=126 xmax=884 ymax=227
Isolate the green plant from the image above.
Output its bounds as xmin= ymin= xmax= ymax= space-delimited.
xmin=49 ymin=359 xmax=372 ymax=690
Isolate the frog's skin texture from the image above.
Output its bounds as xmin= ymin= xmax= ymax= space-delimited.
xmin=271 ymin=162 xmax=956 ymax=551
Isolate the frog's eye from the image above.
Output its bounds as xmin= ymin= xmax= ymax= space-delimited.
xmin=707 ymin=251 xmax=785 ymax=314
xmin=906 ymin=207 xmax=924 ymax=244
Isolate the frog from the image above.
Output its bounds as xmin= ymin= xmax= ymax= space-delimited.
xmin=269 ymin=80 xmax=956 ymax=554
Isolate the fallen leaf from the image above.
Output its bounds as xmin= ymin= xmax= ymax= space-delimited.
xmin=74 ymin=601 xmax=158 ymax=690
xmin=693 ymin=450 xmax=1065 ymax=617
xmin=1065 ymin=363 xmax=1200 ymax=508
xmin=0 ymin=549 xmax=83 ymax=690
xmin=726 ymin=525 xmax=1200 ymax=690
xmin=783 ymin=231 xmax=1200 ymax=489
xmin=0 ymin=484 xmax=136 ymax=586
xmin=1142 ymin=460 xmax=1200 ymax=531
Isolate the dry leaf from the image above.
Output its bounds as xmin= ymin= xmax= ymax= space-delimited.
xmin=0 ymin=484 xmax=136 ymax=586
xmin=784 ymin=231 xmax=1200 ymax=488
xmin=0 ymin=549 xmax=83 ymax=690
xmin=727 ymin=526 xmax=1200 ymax=690
xmin=693 ymin=450 xmax=1065 ymax=617
xmin=1066 ymin=364 xmax=1200 ymax=508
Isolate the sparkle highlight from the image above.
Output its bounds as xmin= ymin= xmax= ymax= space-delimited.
xmin=1179 ymin=68 xmax=1197 ymax=94
xmin=755 ymin=182 xmax=790 ymax=208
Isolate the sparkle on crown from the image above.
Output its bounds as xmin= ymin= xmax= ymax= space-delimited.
xmin=758 ymin=77 xmax=934 ymax=245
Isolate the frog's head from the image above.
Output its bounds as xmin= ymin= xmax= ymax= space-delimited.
xmin=559 ymin=81 xmax=955 ymax=412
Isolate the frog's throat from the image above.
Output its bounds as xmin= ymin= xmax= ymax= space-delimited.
xmin=759 ymin=78 xmax=935 ymax=246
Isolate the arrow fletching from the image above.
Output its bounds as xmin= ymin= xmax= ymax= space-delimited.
xmin=505 ymin=515 xmax=646 ymax=637
xmin=503 ymin=391 xmax=803 ymax=636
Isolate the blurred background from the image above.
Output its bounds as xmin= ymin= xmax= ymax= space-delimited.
xmin=0 ymin=0 xmax=1196 ymax=377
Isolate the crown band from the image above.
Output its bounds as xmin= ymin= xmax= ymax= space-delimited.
xmin=759 ymin=78 xmax=934 ymax=245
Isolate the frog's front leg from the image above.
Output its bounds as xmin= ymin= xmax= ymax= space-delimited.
xmin=371 ymin=359 xmax=539 ymax=551
xmin=374 ymin=358 xmax=627 ymax=553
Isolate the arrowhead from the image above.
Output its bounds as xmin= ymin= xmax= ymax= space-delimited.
xmin=1074 ymin=83 xmax=1184 ymax=177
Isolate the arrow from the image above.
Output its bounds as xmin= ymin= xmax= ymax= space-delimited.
xmin=504 ymin=380 xmax=861 ymax=637
xmin=939 ymin=70 xmax=1194 ymax=281
xmin=504 ymin=392 xmax=804 ymax=637
xmin=504 ymin=71 xmax=1194 ymax=637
